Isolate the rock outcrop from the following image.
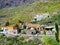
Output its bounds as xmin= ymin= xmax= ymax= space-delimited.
xmin=0 ymin=0 xmax=35 ymax=8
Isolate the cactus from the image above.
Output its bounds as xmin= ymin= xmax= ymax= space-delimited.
xmin=55 ymin=22 xmax=59 ymax=42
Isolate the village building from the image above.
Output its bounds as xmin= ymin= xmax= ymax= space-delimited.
xmin=0 ymin=25 xmax=18 ymax=36
xmin=4 ymin=25 xmax=14 ymax=31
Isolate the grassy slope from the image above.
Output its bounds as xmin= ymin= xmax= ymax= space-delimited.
xmin=0 ymin=1 xmax=60 ymax=25
xmin=39 ymin=13 xmax=60 ymax=25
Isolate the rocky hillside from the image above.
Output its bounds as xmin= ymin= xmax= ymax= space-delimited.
xmin=0 ymin=0 xmax=35 ymax=9
xmin=0 ymin=0 xmax=60 ymax=9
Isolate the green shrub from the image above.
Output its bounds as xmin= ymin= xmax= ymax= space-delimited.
xmin=22 ymin=31 xmax=26 ymax=34
xmin=0 ymin=34 xmax=41 ymax=45
xmin=42 ymin=35 xmax=59 ymax=45
xmin=55 ymin=22 xmax=59 ymax=42
xmin=5 ymin=21 xmax=10 ymax=26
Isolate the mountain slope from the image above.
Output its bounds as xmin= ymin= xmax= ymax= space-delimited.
xmin=0 ymin=0 xmax=60 ymax=9
xmin=0 ymin=0 xmax=35 ymax=9
xmin=0 ymin=1 xmax=60 ymax=26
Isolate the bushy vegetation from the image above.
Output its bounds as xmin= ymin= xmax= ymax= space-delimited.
xmin=39 ymin=13 xmax=60 ymax=25
xmin=55 ymin=22 xmax=59 ymax=42
xmin=42 ymin=35 xmax=60 ymax=45
xmin=5 ymin=21 xmax=10 ymax=26
xmin=0 ymin=34 xmax=41 ymax=45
